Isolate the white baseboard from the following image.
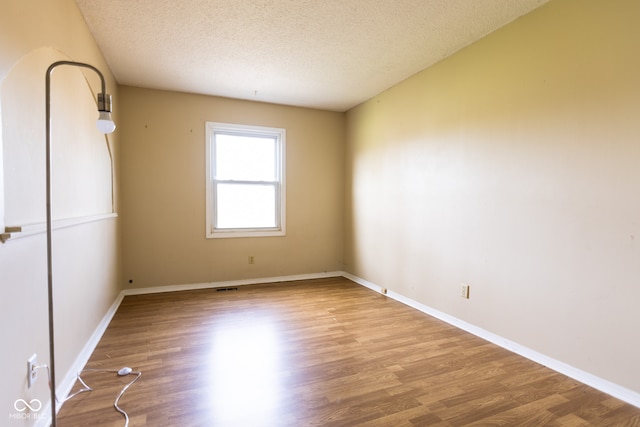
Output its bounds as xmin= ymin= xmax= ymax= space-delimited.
xmin=343 ymin=272 xmax=640 ymax=409
xmin=122 ymin=271 xmax=344 ymax=296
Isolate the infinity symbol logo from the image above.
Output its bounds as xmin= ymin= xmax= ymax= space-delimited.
xmin=14 ymin=399 xmax=42 ymax=412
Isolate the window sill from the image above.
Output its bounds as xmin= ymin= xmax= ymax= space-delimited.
xmin=207 ymin=228 xmax=285 ymax=239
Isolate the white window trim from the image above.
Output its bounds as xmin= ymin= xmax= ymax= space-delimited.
xmin=205 ymin=122 xmax=286 ymax=239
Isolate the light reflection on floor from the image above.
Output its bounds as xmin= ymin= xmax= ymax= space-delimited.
xmin=206 ymin=315 xmax=286 ymax=426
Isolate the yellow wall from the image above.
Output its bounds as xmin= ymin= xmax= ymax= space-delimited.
xmin=345 ymin=0 xmax=640 ymax=393
xmin=119 ymin=87 xmax=344 ymax=288
xmin=0 ymin=0 xmax=121 ymax=423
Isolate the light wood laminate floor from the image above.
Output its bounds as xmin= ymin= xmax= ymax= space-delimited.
xmin=57 ymin=277 xmax=640 ymax=426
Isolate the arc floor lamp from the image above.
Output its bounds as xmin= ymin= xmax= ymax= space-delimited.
xmin=45 ymin=60 xmax=116 ymax=426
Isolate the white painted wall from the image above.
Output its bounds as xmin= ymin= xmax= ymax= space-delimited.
xmin=0 ymin=1 xmax=122 ymax=424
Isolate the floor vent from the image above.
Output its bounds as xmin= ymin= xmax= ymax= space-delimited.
xmin=215 ymin=287 xmax=239 ymax=292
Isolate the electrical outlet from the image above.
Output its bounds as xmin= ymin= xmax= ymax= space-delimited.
xmin=461 ymin=284 xmax=470 ymax=299
xmin=27 ymin=354 xmax=37 ymax=388
xmin=248 ymin=256 xmax=255 ymax=264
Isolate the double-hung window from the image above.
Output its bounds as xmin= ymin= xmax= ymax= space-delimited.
xmin=206 ymin=122 xmax=285 ymax=238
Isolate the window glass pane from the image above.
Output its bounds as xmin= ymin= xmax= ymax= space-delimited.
xmin=216 ymin=183 xmax=276 ymax=229
xmin=215 ymin=133 xmax=276 ymax=181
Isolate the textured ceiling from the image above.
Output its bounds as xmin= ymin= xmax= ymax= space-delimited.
xmin=75 ymin=0 xmax=548 ymax=112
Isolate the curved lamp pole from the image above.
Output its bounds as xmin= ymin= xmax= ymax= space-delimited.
xmin=45 ymin=61 xmax=116 ymax=427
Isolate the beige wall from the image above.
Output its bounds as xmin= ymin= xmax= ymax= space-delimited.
xmin=119 ymin=87 xmax=344 ymax=288
xmin=0 ymin=1 xmax=121 ymax=423
xmin=345 ymin=0 xmax=640 ymax=393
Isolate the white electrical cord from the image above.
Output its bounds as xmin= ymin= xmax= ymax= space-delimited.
xmin=65 ymin=368 xmax=142 ymax=427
